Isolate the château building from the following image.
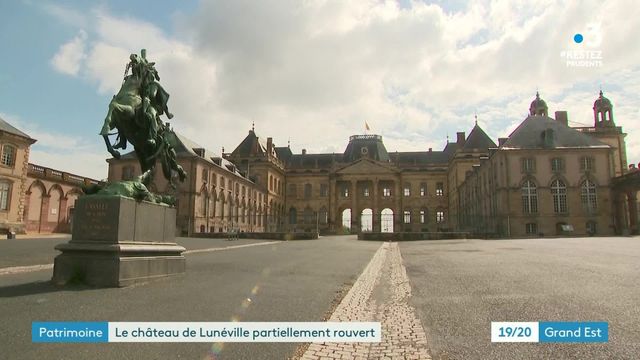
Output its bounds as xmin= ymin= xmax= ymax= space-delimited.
xmin=0 ymin=117 xmax=100 ymax=234
xmin=105 ymin=91 xmax=638 ymax=237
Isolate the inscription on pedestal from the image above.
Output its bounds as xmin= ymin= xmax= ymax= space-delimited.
xmin=72 ymin=196 xmax=135 ymax=243
xmin=81 ymin=201 xmax=112 ymax=237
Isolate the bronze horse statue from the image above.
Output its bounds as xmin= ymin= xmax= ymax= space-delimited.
xmin=100 ymin=51 xmax=186 ymax=188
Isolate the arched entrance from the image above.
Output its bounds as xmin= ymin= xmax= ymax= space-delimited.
xmin=361 ymin=208 xmax=372 ymax=232
xmin=381 ymin=208 xmax=394 ymax=233
xmin=341 ymin=209 xmax=351 ymax=232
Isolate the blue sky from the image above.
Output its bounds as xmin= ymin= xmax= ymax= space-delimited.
xmin=1 ymin=0 xmax=639 ymax=180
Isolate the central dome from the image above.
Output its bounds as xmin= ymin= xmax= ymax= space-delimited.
xmin=343 ymin=134 xmax=390 ymax=162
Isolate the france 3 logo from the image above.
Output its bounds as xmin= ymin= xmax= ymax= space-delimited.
xmin=562 ymin=22 xmax=603 ymax=67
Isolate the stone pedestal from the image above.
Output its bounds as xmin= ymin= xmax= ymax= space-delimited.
xmin=52 ymin=196 xmax=186 ymax=287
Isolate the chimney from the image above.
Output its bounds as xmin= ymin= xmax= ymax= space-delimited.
xmin=267 ymin=137 xmax=273 ymax=155
xmin=555 ymin=111 xmax=568 ymax=126
xmin=498 ymin=137 xmax=508 ymax=146
xmin=456 ymin=132 xmax=466 ymax=145
xmin=302 ymin=149 xmax=307 ymax=155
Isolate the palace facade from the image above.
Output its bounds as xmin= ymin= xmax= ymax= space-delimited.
xmin=104 ymin=91 xmax=638 ymax=237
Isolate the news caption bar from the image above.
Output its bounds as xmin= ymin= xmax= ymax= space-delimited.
xmin=491 ymin=322 xmax=608 ymax=343
xmin=32 ymin=322 xmax=381 ymax=343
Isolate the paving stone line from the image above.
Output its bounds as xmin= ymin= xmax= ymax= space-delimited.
xmin=0 ymin=263 xmax=54 ymax=276
xmin=302 ymin=242 xmax=431 ymax=359
xmin=183 ymin=240 xmax=282 ymax=254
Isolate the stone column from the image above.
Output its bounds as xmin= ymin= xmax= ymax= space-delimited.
xmin=373 ymin=179 xmax=379 ymax=232
xmin=394 ymin=179 xmax=401 ymax=232
xmin=58 ymin=197 xmax=68 ymax=232
xmin=39 ymin=195 xmax=50 ymax=233
xmin=628 ymin=191 xmax=638 ymax=235
xmin=329 ymin=177 xmax=337 ymax=231
xmin=351 ymin=180 xmax=358 ymax=232
xmin=613 ymin=192 xmax=626 ymax=235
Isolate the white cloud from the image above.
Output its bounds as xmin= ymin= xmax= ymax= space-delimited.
xmin=46 ymin=0 xmax=640 ymax=172
xmin=40 ymin=2 xmax=89 ymax=29
xmin=50 ymin=30 xmax=87 ymax=76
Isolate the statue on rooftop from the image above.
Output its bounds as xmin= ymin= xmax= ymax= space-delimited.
xmin=99 ymin=49 xmax=187 ymax=198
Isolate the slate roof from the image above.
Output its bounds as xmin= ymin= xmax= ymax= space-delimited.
xmin=287 ymin=153 xmax=337 ymax=169
xmin=502 ymin=115 xmax=609 ymax=149
xmin=442 ymin=141 xmax=457 ymax=159
xmin=393 ymin=151 xmax=450 ymax=165
xmin=275 ymin=146 xmax=292 ymax=161
xmin=230 ymin=130 xmax=268 ymax=157
xmin=0 ymin=116 xmax=34 ymax=140
xmin=118 ymin=132 xmax=245 ymax=177
xmin=462 ymin=124 xmax=496 ymax=151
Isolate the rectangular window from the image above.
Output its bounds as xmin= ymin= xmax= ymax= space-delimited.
xmin=551 ymin=157 xmax=564 ymax=172
xmin=522 ymin=158 xmax=536 ymax=173
xmin=342 ymin=186 xmax=349 ymax=198
xmin=320 ymin=184 xmax=328 ymax=197
xmin=420 ymin=184 xmax=426 ymax=197
xmin=1 ymin=145 xmax=15 ymax=167
xmin=404 ymin=185 xmax=411 ymax=197
xmin=383 ymin=187 xmax=391 ymax=197
xmin=403 ymin=210 xmax=411 ymax=224
xmin=0 ymin=182 xmax=9 ymax=210
xmin=436 ymin=182 xmax=444 ymax=196
xmin=525 ymin=223 xmax=538 ymax=235
xmin=363 ymin=187 xmax=370 ymax=197
xmin=580 ymin=156 xmax=595 ymax=172
xmin=436 ymin=211 xmax=445 ymax=223
xmin=420 ymin=209 xmax=426 ymax=223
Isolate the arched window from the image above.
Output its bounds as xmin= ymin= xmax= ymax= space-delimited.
xmin=551 ymin=179 xmax=567 ymax=213
xmin=581 ymin=179 xmax=597 ymax=213
xmin=521 ymin=180 xmax=538 ymax=214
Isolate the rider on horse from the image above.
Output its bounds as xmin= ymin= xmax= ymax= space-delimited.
xmin=101 ymin=49 xmax=186 ymax=189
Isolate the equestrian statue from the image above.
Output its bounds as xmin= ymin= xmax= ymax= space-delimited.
xmin=93 ymin=49 xmax=187 ymax=203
